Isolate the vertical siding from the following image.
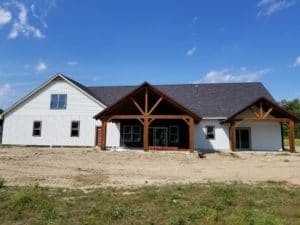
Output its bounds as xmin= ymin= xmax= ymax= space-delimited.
xmin=195 ymin=120 xmax=231 ymax=151
xmin=2 ymin=80 xmax=104 ymax=146
xmin=106 ymin=122 xmax=121 ymax=147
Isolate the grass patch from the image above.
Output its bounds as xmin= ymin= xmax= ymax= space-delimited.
xmin=0 ymin=183 xmax=299 ymax=225
xmin=284 ymin=138 xmax=300 ymax=147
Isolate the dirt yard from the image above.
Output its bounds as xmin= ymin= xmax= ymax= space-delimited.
xmin=0 ymin=147 xmax=300 ymax=189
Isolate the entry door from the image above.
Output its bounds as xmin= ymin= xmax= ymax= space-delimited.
xmin=152 ymin=127 xmax=168 ymax=146
xmin=236 ymin=128 xmax=251 ymax=150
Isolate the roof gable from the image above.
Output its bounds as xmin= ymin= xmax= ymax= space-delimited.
xmin=2 ymin=74 xmax=106 ymax=117
xmin=94 ymin=82 xmax=202 ymax=122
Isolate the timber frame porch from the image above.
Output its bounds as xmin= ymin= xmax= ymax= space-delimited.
xmin=222 ymin=97 xmax=299 ymax=153
xmin=94 ymin=82 xmax=201 ymax=152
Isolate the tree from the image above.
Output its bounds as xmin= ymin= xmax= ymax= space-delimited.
xmin=280 ymin=99 xmax=300 ymax=138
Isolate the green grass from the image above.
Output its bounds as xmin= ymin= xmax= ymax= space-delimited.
xmin=284 ymin=138 xmax=300 ymax=147
xmin=0 ymin=183 xmax=300 ymax=225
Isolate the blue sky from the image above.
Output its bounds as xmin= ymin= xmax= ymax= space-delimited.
xmin=0 ymin=0 xmax=300 ymax=109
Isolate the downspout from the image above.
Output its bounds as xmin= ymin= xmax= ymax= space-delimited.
xmin=280 ymin=122 xmax=285 ymax=151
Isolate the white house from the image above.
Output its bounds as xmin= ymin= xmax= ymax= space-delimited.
xmin=0 ymin=74 xmax=298 ymax=152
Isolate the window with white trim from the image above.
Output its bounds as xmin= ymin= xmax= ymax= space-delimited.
xmin=32 ymin=121 xmax=42 ymax=137
xmin=169 ymin=126 xmax=179 ymax=143
xmin=206 ymin=126 xmax=215 ymax=139
xmin=71 ymin=121 xmax=80 ymax=137
xmin=50 ymin=94 xmax=67 ymax=109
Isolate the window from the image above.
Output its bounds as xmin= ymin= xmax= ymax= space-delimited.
xmin=50 ymin=94 xmax=67 ymax=109
xmin=169 ymin=126 xmax=179 ymax=143
xmin=32 ymin=121 xmax=42 ymax=136
xmin=206 ymin=126 xmax=215 ymax=139
xmin=123 ymin=125 xmax=141 ymax=142
xmin=71 ymin=121 xmax=80 ymax=137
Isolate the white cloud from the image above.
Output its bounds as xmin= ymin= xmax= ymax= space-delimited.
xmin=8 ymin=1 xmax=44 ymax=39
xmin=67 ymin=61 xmax=78 ymax=66
xmin=293 ymin=56 xmax=300 ymax=67
xmin=257 ymin=0 xmax=296 ymax=16
xmin=35 ymin=61 xmax=47 ymax=72
xmin=195 ymin=68 xmax=269 ymax=83
xmin=0 ymin=7 xmax=12 ymax=26
xmin=92 ymin=75 xmax=104 ymax=81
xmin=0 ymin=83 xmax=12 ymax=108
xmin=186 ymin=47 xmax=197 ymax=56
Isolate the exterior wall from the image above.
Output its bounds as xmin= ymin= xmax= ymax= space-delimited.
xmin=195 ymin=118 xmax=282 ymax=151
xmin=238 ymin=122 xmax=282 ymax=151
xmin=2 ymin=80 xmax=104 ymax=146
xmin=106 ymin=122 xmax=121 ymax=147
xmin=195 ymin=119 xmax=231 ymax=151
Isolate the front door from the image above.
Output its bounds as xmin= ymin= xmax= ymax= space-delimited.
xmin=152 ymin=127 xmax=168 ymax=146
xmin=236 ymin=128 xmax=251 ymax=150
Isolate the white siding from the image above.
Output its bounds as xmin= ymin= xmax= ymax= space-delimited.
xmin=195 ymin=120 xmax=231 ymax=151
xmin=238 ymin=122 xmax=282 ymax=151
xmin=194 ymin=119 xmax=282 ymax=151
xmin=2 ymin=80 xmax=104 ymax=146
xmin=106 ymin=122 xmax=121 ymax=147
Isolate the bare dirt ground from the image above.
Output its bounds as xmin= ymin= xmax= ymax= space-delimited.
xmin=0 ymin=147 xmax=300 ymax=189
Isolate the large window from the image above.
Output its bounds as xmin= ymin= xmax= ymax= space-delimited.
xmin=32 ymin=121 xmax=42 ymax=137
xmin=123 ymin=125 xmax=141 ymax=142
xmin=169 ymin=126 xmax=179 ymax=143
xmin=206 ymin=126 xmax=215 ymax=139
xmin=50 ymin=94 xmax=67 ymax=109
xmin=71 ymin=121 xmax=80 ymax=137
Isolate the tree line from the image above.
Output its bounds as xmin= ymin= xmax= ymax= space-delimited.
xmin=280 ymin=99 xmax=300 ymax=138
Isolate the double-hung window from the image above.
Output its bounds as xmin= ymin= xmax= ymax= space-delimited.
xmin=50 ymin=94 xmax=67 ymax=109
xmin=123 ymin=125 xmax=141 ymax=142
xmin=206 ymin=126 xmax=215 ymax=139
xmin=32 ymin=121 xmax=42 ymax=137
xmin=71 ymin=121 xmax=80 ymax=137
xmin=169 ymin=126 xmax=179 ymax=143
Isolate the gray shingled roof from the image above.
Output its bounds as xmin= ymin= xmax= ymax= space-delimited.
xmin=87 ymin=82 xmax=274 ymax=118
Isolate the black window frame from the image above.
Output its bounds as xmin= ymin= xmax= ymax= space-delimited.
xmin=169 ymin=126 xmax=179 ymax=143
xmin=70 ymin=121 xmax=80 ymax=137
xmin=206 ymin=125 xmax=215 ymax=139
xmin=32 ymin=121 xmax=42 ymax=137
xmin=50 ymin=94 xmax=67 ymax=110
xmin=123 ymin=125 xmax=141 ymax=142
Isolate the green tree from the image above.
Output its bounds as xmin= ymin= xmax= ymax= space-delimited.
xmin=280 ymin=99 xmax=300 ymax=138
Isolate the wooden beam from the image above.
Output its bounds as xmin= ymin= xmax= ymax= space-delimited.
xmin=230 ymin=122 xmax=236 ymax=152
xmin=183 ymin=118 xmax=190 ymax=125
xmin=263 ymin=107 xmax=273 ymax=118
xmin=149 ymin=118 xmax=155 ymax=125
xmin=145 ymin=88 xmax=148 ymax=113
xmin=289 ymin=120 xmax=296 ymax=153
xmin=232 ymin=117 xmax=291 ymax=123
xmin=144 ymin=118 xmax=149 ymax=151
xmin=148 ymin=97 xmax=163 ymax=115
xmin=108 ymin=114 xmax=192 ymax=120
xmin=100 ymin=120 xmax=107 ymax=150
xmin=260 ymin=101 xmax=263 ymax=118
xmin=137 ymin=118 xmax=144 ymax=125
xmin=188 ymin=118 xmax=195 ymax=153
xmin=250 ymin=107 xmax=260 ymax=118
xmin=131 ymin=98 xmax=144 ymax=115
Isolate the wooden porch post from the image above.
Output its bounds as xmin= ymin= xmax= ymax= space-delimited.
xmin=100 ymin=120 xmax=107 ymax=150
xmin=188 ymin=117 xmax=194 ymax=153
xmin=143 ymin=118 xmax=149 ymax=151
xmin=230 ymin=122 xmax=236 ymax=152
xmin=288 ymin=120 xmax=296 ymax=153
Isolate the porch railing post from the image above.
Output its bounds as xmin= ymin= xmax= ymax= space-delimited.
xmin=289 ymin=120 xmax=296 ymax=153
xmin=100 ymin=120 xmax=107 ymax=150
xmin=143 ymin=118 xmax=149 ymax=151
xmin=189 ymin=117 xmax=194 ymax=153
